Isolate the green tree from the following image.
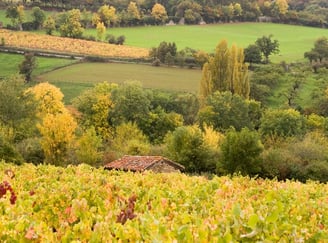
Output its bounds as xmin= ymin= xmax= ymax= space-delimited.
xmin=43 ymin=16 xmax=56 ymax=35
xmin=31 ymin=6 xmax=46 ymax=30
xmin=150 ymin=41 xmax=177 ymax=63
xmin=176 ymin=0 xmax=202 ymax=24
xmin=111 ymin=122 xmax=150 ymax=157
xmin=75 ymin=127 xmax=103 ymax=166
xmin=151 ymin=91 xmax=199 ymax=125
xmin=108 ymin=81 xmax=152 ymax=127
xmin=200 ymin=40 xmax=250 ymax=101
xmin=81 ymin=9 xmax=92 ymax=28
xmin=139 ymin=107 xmax=183 ymax=144
xmin=19 ymin=52 xmax=37 ymax=83
xmin=0 ymin=75 xmax=37 ymax=141
xmin=244 ymin=44 xmax=262 ymax=65
xmin=59 ymin=9 xmax=84 ymax=38
xmin=255 ymin=34 xmax=280 ymax=64
xmin=164 ymin=125 xmax=217 ymax=173
xmin=304 ymin=36 xmax=328 ymax=63
xmin=219 ymin=128 xmax=263 ymax=176
xmin=198 ymin=91 xmax=261 ymax=132
xmin=5 ymin=4 xmax=24 ymax=30
xmin=73 ymin=82 xmax=117 ymax=141
xmin=259 ymin=108 xmax=305 ymax=138
xmin=0 ymin=135 xmax=23 ymax=164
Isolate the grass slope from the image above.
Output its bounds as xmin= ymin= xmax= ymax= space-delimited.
xmin=85 ymin=23 xmax=328 ymax=62
xmin=38 ymin=62 xmax=201 ymax=103
xmin=0 ymin=52 xmax=76 ymax=78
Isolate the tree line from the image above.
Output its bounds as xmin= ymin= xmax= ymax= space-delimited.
xmin=1 ymin=0 xmax=327 ymax=32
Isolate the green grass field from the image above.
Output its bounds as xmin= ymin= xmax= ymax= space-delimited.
xmin=38 ymin=62 xmax=202 ymax=103
xmin=85 ymin=23 xmax=328 ymax=62
xmin=0 ymin=52 xmax=76 ymax=78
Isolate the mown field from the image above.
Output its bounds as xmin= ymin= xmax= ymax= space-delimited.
xmin=86 ymin=23 xmax=328 ymax=62
xmin=0 ymin=162 xmax=327 ymax=241
xmin=37 ymin=62 xmax=201 ymax=103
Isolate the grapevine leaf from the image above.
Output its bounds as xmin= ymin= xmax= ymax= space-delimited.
xmin=248 ymin=214 xmax=259 ymax=230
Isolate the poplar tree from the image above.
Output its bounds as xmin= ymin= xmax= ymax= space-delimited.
xmin=200 ymin=40 xmax=249 ymax=102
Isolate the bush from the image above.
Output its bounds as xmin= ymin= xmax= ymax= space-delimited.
xmin=261 ymin=147 xmax=298 ymax=180
xmin=291 ymin=160 xmax=328 ymax=183
xmin=116 ymin=35 xmax=125 ymax=45
xmin=0 ymin=136 xmax=23 ymax=165
xmin=152 ymin=58 xmax=161 ymax=66
xmin=219 ymin=128 xmax=263 ymax=176
xmin=16 ymin=138 xmax=44 ymax=165
xmin=164 ymin=126 xmax=217 ymax=173
xmin=107 ymin=34 xmax=116 ymax=44
xmin=22 ymin=21 xmax=38 ymax=31
xmin=261 ymin=133 xmax=328 ymax=181
xmin=81 ymin=35 xmax=96 ymax=41
xmin=107 ymin=34 xmax=126 ymax=45
xmin=84 ymin=56 xmax=107 ymax=62
xmin=260 ymin=108 xmax=305 ymax=138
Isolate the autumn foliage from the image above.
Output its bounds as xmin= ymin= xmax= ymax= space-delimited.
xmin=0 ymin=29 xmax=149 ymax=58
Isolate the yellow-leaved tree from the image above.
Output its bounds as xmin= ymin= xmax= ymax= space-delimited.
xmin=200 ymin=40 xmax=249 ymax=103
xmin=96 ymin=21 xmax=106 ymax=41
xmin=29 ymin=82 xmax=77 ymax=165
xmin=151 ymin=3 xmax=168 ymax=24
xmin=27 ymin=82 xmax=65 ymax=117
xmin=38 ymin=111 xmax=77 ymax=166
xmin=202 ymin=125 xmax=225 ymax=151
xmin=97 ymin=5 xmax=117 ymax=26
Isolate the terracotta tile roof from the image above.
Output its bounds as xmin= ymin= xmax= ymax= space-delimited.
xmin=104 ymin=155 xmax=184 ymax=172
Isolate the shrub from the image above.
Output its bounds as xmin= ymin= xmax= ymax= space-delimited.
xmin=261 ymin=133 xmax=328 ymax=181
xmin=107 ymin=34 xmax=126 ymax=45
xmin=75 ymin=127 xmax=103 ymax=166
xmin=22 ymin=21 xmax=38 ymax=31
xmin=0 ymin=136 xmax=23 ymax=165
xmin=261 ymin=147 xmax=298 ymax=180
xmin=291 ymin=160 xmax=328 ymax=183
xmin=16 ymin=138 xmax=44 ymax=165
xmin=84 ymin=56 xmax=107 ymax=62
xmin=82 ymin=35 xmax=96 ymax=41
xmin=107 ymin=34 xmax=116 ymax=44
xmin=219 ymin=128 xmax=263 ymax=176
xmin=260 ymin=108 xmax=305 ymax=138
xmin=164 ymin=126 xmax=217 ymax=173
xmin=116 ymin=35 xmax=125 ymax=45
xmin=152 ymin=58 xmax=161 ymax=66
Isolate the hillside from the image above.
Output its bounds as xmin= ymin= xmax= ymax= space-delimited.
xmin=0 ymin=163 xmax=327 ymax=241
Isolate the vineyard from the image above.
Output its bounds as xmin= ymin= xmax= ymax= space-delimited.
xmin=0 ymin=29 xmax=149 ymax=58
xmin=0 ymin=162 xmax=327 ymax=241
